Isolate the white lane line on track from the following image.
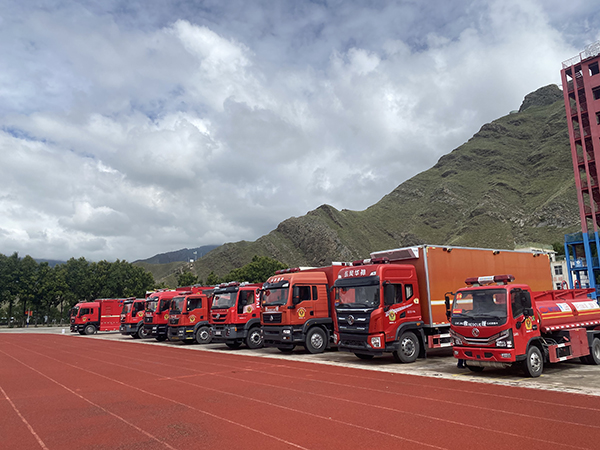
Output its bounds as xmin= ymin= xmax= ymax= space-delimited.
xmin=16 ymin=336 xmax=600 ymax=449
xmin=0 ymin=385 xmax=49 ymax=450
xmin=55 ymin=338 xmax=600 ymax=448
xmin=2 ymin=345 xmax=310 ymax=450
xmin=0 ymin=350 xmax=179 ymax=450
xmin=11 ymin=341 xmax=445 ymax=450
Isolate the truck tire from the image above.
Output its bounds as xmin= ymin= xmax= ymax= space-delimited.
xmin=393 ymin=332 xmax=419 ymax=363
xmin=78 ymin=329 xmax=86 ymax=335
xmin=155 ymin=335 xmax=167 ymax=342
xmin=195 ymin=326 xmax=212 ymax=344
xmin=523 ymin=345 xmax=543 ymax=377
xmin=466 ymin=364 xmax=484 ymax=372
xmin=305 ymin=327 xmax=327 ymax=354
xmin=245 ymin=327 xmax=263 ymax=349
xmin=84 ymin=324 xmax=96 ymax=335
xmin=354 ymin=353 xmax=374 ymax=360
xmin=226 ymin=342 xmax=242 ymax=349
xmin=581 ymin=338 xmax=600 ymax=365
xmin=135 ymin=325 xmax=149 ymax=339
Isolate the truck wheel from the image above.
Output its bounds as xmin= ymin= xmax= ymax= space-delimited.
xmin=582 ymin=338 xmax=600 ymax=365
xmin=523 ymin=345 xmax=543 ymax=377
xmin=393 ymin=332 xmax=419 ymax=363
xmin=245 ymin=327 xmax=263 ymax=349
xmin=226 ymin=342 xmax=242 ymax=349
xmin=84 ymin=324 xmax=96 ymax=335
xmin=155 ymin=335 xmax=167 ymax=342
xmin=78 ymin=330 xmax=86 ymax=335
xmin=354 ymin=353 xmax=374 ymax=360
xmin=195 ymin=326 xmax=212 ymax=344
xmin=466 ymin=364 xmax=484 ymax=372
xmin=135 ymin=325 xmax=149 ymax=339
xmin=305 ymin=327 xmax=327 ymax=354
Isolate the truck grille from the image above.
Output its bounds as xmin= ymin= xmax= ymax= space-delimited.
xmin=211 ymin=312 xmax=227 ymax=323
xmin=336 ymin=309 xmax=371 ymax=334
xmin=169 ymin=317 xmax=179 ymax=325
xmin=144 ymin=316 xmax=153 ymax=324
xmin=262 ymin=312 xmax=282 ymax=324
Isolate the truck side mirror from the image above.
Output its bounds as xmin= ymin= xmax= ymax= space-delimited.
xmin=291 ymin=286 xmax=300 ymax=306
xmin=444 ymin=293 xmax=453 ymax=321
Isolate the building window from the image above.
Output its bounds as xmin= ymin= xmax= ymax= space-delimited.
xmin=554 ymin=265 xmax=563 ymax=276
xmin=593 ymin=86 xmax=600 ymax=100
xmin=556 ymin=283 xmax=562 ymax=290
xmin=590 ymin=62 xmax=599 ymax=76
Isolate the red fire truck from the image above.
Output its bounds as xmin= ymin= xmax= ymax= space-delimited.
xmin=70 ymin=298 xmax=125 ymax=335
xmin=120 ymin=298 xmax=149 ymax=339
xmin=210 ymin=282 xmax=263 ymax=349
xmin=333 ymin=245 xmax=554 ymax=362
xmin=144 ymin=289 xmax=184 ymax=341
xmin=168 ymin=289 xmax=213 ymax=344
xmin=449 ymin=274 xmax=600 ymax=377
xmin=261 ymin=265 xmax=345 ymax=353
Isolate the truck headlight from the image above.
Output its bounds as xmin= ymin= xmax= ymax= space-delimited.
xmin=282 ymin=329 xmax=291 ymax=334
xmin=370 ymin=336 xmax=382 ymax=348
xmin=495 ymin=329 xmax=513 ymax=348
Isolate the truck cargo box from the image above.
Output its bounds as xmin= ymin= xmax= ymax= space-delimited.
xmin=370 ymin=245 xmax=553 ymax=327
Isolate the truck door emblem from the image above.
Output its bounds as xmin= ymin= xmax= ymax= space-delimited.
xmin=472 ymin=328 xmax=480 ymax=337
xmin=347 ymin=315 xmax=355 ymax=325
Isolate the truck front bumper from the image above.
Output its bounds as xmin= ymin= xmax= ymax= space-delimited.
xmin=145 ymin=323 xmax=168 ymax=338
xmin=337 ymin=332 xmax=386 ymax=355
xmin=453 ymin=346 xmax=516 ymax=367
xmin=212 ymin=324 xmax=247 ymax=343
xmin=263 ymin=325 xmax=304 ymax=348
xmin=120 ymin=324 xmax=139 ymax=335
xmin=168 ymin=326 xmax=195 ymax=341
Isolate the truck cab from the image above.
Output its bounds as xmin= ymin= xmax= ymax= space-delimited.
xmin=449 ymin=274 xmax=600 ymax=377
xmin=144 ymin=290 xmax=180 ymax=341
xmin=168 ymin=289 xmax=213 ymax=344
xmin=261 ymin=266 xmax=342 ymax=354
xmin=210 ymin=282 xmax=263 ymax=349
xmin=71 ymin=298 xmax=124 ymax=335
xmin=120 ymin=298 xmax=149 ymax=339
xmin=334 ymin=259 xmax=427 ymax=362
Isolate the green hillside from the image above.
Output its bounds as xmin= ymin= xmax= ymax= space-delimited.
xmin=144 ymin=85 xmax=579 ymax=284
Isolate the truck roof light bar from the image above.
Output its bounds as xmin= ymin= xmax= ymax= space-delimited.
xmin=274 ymin=268 xmax=301 ymax=275
xmin=352 ymin=257 xmax=389 ymax=266
xmin=465 ymin=274 xmax=515 ymax=286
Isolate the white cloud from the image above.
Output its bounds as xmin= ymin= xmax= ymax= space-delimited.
xmin=0 ymin=0 xmax=597 ymax=261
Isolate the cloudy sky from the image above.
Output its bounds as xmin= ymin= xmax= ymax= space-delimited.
xmin=1 ymin=0 xmax=599 ymax=262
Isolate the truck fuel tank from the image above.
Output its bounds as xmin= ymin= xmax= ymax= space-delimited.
xmin=533 ymin=289 xmax=600 ymax=332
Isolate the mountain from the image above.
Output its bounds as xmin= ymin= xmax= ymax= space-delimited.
xmin=134 ymin=245 xmax=219 ymax=265
xmin=146 ymin=85 xmax=579 ymax=284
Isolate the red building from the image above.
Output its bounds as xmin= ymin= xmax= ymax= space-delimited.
xmin=561 ymin=40 xmax=600 ymax=294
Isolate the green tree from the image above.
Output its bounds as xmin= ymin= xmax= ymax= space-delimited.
xmin=177 ymin=271 xmax=198 ymax=287
xmin=206 ymin=271 xmax=221 ymax=286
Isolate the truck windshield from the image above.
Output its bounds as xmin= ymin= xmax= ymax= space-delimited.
xmin=451 ymin=288 xmax=508 ymax=324
xmin=335 ymin=285 xmax=380 ymax=309
xmin=146 ymin=298 xmax=158 ymax=312
xmin=212 ymin=292 xmax=236 ymax=309
xmin=261 ymin=287 xmax=289 ymax=306
xmin=121 ymin=303 xmax=132 ymax=314
xmin=171 ymin=297 xmax=185 ymax=313
xmin=70 ymin=306 xmax=79 ymax=317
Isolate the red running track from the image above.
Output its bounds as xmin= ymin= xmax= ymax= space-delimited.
xmin=1 ymin=334 xmax=599 ymax=450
